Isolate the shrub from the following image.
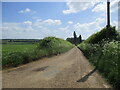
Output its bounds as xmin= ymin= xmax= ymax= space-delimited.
xmin=78 ymin=25 xmax=120 ymax=88
xmin=78 ymin=40 xmax=120 ymax=88
xmin=3 ymin=52 xmax=24 ymax=67
xmin=37 ymin=37 xmax=73 ymax=55
xmin=84 ymin=26 xmax=119 ymax=44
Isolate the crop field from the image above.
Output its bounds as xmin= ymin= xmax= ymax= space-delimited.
xmin=2 ymin=37 xmax=73 ymax=68
xmin=2 ymin=44 xmax=36 ymax=53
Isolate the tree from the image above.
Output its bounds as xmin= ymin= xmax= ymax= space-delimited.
xmin=79 ymin=35 xmax=82 ymax=43
xmin=73 ymin=31 xmax=77 ymax=45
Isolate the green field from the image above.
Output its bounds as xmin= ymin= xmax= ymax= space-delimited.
xmin=2 ymin=44 xmax=36 ymax=53
xmin=2 ymin=37 xmax=73 ymax=68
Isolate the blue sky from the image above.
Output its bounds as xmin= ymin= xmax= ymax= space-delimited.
xmin=2 ymin=0 xmax=119 ymax=39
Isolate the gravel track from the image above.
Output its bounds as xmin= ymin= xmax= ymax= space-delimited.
xmin=2 ymin=47 xmax=111 ymax=88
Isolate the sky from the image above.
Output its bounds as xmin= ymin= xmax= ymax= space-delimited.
xmin=2 ymin=0 xmax=119 ymax=39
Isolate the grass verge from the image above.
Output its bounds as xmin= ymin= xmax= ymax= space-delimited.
xmin=78 ymin=26 xmax=120 ymax=89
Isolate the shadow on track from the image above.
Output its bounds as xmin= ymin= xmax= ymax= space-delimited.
xmin=77 ymin=67 xmax=97 ymax=82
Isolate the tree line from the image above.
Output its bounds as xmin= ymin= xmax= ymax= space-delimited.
xmin=66 ymin=31 xmax=82 ymax=45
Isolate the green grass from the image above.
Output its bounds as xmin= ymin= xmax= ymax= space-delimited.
xmin=2 ymin=37 xmax=73 ymax=68
xmin=84 ymin=26 xmax=119 ymax=44
xmin=2 ymin=44 xmax=36 ymax=52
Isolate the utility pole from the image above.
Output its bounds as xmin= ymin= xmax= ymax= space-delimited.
xmin=106 ymin=0 xmax=110 ymax=38
xmin=107 ymin=0 xmax=110 ymax=27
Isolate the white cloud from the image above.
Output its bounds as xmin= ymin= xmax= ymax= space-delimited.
xmin=43 ymin=19 xmax=61 ymax=25
xmin=2 ymin=22 xmax=45 ymax=39
xmin=63 ymin=2 xmax=96 ymax=14
xmin=111 ymin=20 xmax=119 ymax=29
xmin=1 ymin=17 xmax=105 ymax=39
xmin=19 ymin=8 xmax=31 ymax=13
xmin=92 ymin=0 xmax=119 ymax=13
xmin=112 ymin=21 xmax=118 ymax=26
xmin=63 ymin=0 xmax=118 ymax=15
xmin=73 ymin=17 xmax=105 ymax=39
xmin=92 ymin=2 xmax=106 ymax=12
xmin=23 ymin=21 xmax=32 ymax=26
xmin=111 ymin=0 xmax=119 ymax=12
xmin=3 ymin=17 xmax=118 ymax=39
xmin=68 ymin=21 xmax=73 ymax=24
xmin=59 ymin=26 xmax=69 ymax=32
xmin=2 ymin=22 xmax=33 ymax=32
xmin=34 ymin=19 xmax=62 ymax=26
xmin=74 ymin=17 xmax=104 ymax=30
xmin=18 ymin=8 xmax=36 ymax=14
xmin=2 ymin=19 xmax=62 ymax=39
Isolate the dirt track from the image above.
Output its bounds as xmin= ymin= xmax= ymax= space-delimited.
xmin=2 ymin=47 xmax=111 ymax=88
